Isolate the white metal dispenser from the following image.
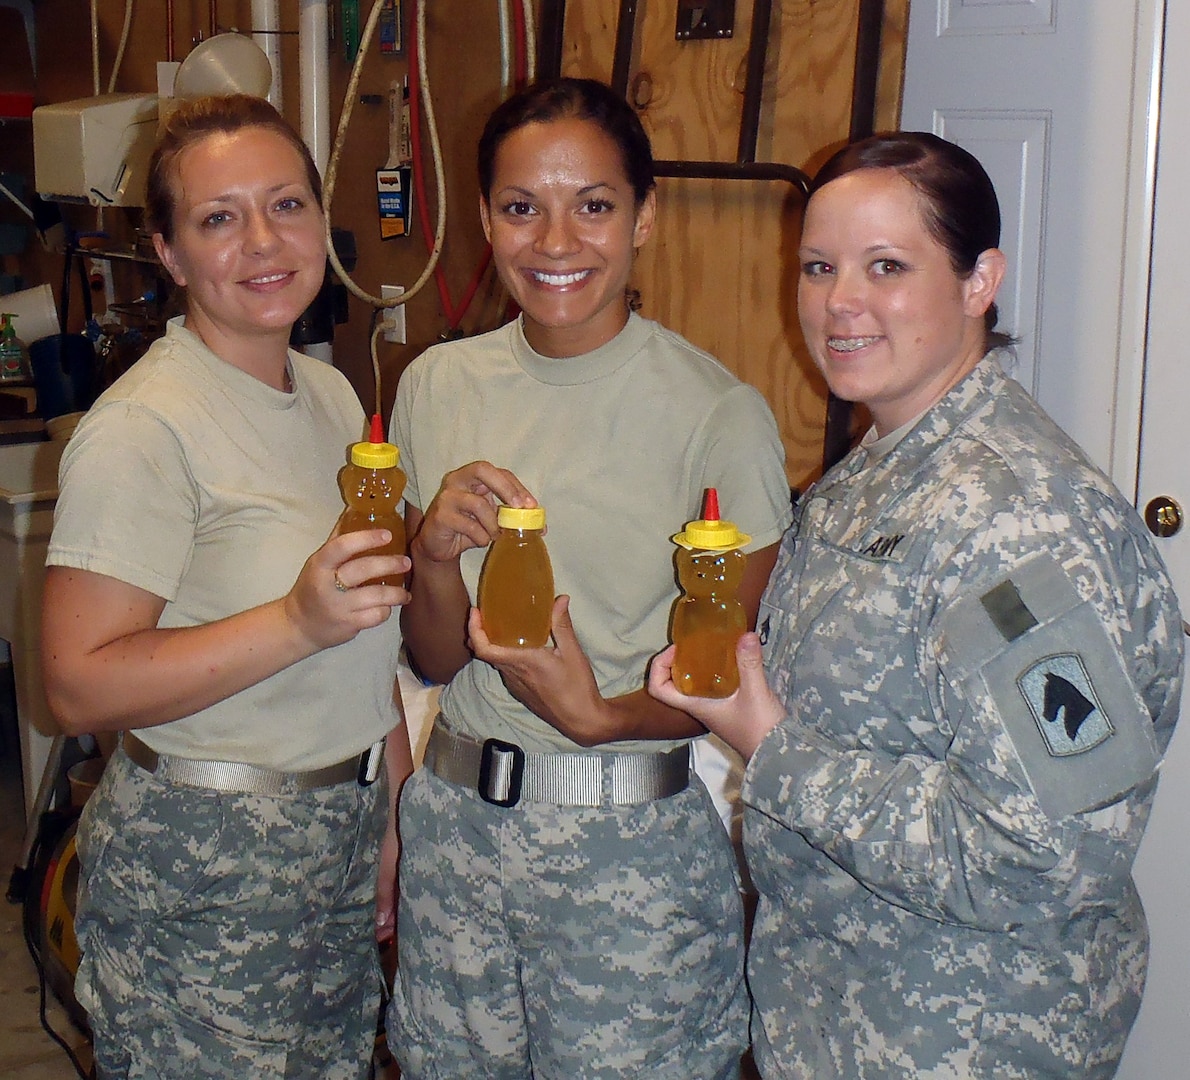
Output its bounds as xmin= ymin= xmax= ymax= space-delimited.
xmin=32 ymin=94 xmax=159 ymax=207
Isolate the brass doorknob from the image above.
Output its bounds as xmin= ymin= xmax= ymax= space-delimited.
xmin=1144 ymin=496 xmax=1184 ymax=538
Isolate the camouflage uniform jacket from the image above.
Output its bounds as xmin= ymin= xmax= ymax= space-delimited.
xmin=743 ymin=353 xmax=1184 ymax=1079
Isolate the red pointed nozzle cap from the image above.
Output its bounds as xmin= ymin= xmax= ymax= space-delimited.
xmin=675 ymin=486 xmax=750 ymax=550
xmin=350 ymin=413 xmax=399 ymax=467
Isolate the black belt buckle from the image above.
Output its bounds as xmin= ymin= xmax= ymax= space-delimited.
xmin=478 ymin=738 xmax=525 ymax=807
xmin=358 ymin=740 xmax=384 ymax=787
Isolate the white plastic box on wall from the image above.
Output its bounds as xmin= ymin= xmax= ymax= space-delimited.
xmin=32 ymin=93 xmax=158 ymax=207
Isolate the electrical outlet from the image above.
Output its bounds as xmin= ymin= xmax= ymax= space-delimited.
xmin=381 ymin=284 xmax=406 ymax=344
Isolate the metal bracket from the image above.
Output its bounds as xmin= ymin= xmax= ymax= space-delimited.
xmin=676 ymin=0 xmax=735 ymax=41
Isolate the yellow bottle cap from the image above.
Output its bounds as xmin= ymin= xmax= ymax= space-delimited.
xmin=498 ymin=505 xmax=546 ymax=530
xmin=350 ymin=440 xmax=400 ymax=468
xmin=673 ymin=518 xmax=751 ymax=551
xmin=674 ymin=487 xmax=749 ymax=551
xmin=350 ymin=414 xmax=400 ymax=468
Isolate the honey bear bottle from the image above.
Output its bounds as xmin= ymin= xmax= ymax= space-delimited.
xmin=336 ymin=413 xmax=407 ymax=586
xmin=670 ymin=488 xmax=750 ymax=697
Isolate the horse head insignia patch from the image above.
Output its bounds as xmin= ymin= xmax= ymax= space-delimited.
xmin=1018 ymin=653 xmax=1112 ymax=757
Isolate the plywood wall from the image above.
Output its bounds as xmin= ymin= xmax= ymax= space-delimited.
xmin=10 ymin=0 xmax=907 ymax=488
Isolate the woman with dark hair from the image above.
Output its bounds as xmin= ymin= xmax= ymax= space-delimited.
xmin=41 ymin=94 xmax=412 ymax=1078
xmin=387 ymin=77 xmax=793 ymax=1077
xmin=649 ymin=131 xmax=1183 ymax=1078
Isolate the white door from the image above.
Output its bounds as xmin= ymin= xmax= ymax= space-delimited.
xmin=900 ymin=0 xmax=1162 ymax=485
xmin=1120 ymin=0 xmax=1190 ymax=1071
xmin=901 ymin=2 xmax=1190 ymax=1075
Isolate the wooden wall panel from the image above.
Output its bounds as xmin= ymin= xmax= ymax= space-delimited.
xmin=12 ymin=1 xmax=906 ymax=489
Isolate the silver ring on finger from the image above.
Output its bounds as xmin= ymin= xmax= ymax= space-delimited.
xmin=334 ymin=572 xmax=350 ymax=593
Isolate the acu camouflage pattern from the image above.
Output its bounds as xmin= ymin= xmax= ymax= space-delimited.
xmin=389 ymin=764 xmax=749 ymax=1079
xmin=74 ymin=748 xmax=388 ymax=1079
xmin=744 ymin=354 xmax=1184 ymax=1079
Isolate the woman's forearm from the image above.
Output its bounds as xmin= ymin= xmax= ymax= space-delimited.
xmin=41 ymin=553 xmax=402 ymax=735
xmin=42 ymin=578 xmax=319 ymax=734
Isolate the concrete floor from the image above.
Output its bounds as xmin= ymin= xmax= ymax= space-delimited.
xmin=0 ymin=664 xmax=93 ymax=1079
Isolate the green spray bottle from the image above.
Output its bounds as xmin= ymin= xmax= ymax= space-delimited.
xmin=0 ymin=313 xmax=32 ymax=382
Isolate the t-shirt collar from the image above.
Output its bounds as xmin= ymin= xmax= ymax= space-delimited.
xmin=510 ymin=310 xmax=652 ymax=385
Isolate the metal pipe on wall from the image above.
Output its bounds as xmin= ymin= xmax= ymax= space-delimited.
xmin=251 ymin=0 xmax=284 ymax=109
xmin=611 ymin=0 xmax=640 ymax=97
xmin=537 ymin=0 xmax=566 ymax=80
xmin=298 ymin=0 xmax=333 ymax=363
xmin=737 ymin=0 xmax=773 ymax=164
xmin=849 ymin=0 xmax=885 ymax=140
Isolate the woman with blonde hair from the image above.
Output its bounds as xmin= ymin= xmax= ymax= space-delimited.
xmin=41 ymin=94 xmax=411 ymax=1078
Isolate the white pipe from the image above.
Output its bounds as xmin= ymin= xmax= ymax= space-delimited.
xmin=299 ymin=0 xmax=332 ymax=177
xmin=498 ymin=0 xmax=512 ymax=96
xmin=298 ymin=0 xmax=333 ymax=359
xmin=252 ymin=0 xmax=284 ymax=110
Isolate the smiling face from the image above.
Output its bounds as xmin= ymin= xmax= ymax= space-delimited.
xmin=797 ymin=168 xmax=1005 ymax=436
xmin=480 ymin=116 xmax=656 ymax=358
xmin=152 ymin=125 xmax=326 ymax=369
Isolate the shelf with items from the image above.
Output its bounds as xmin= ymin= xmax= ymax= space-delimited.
xmin=61 ymin=235 xmax=171 ymax=398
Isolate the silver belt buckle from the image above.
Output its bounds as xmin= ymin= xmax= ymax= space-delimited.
xmin=357 ymin=740 xmax=384 ymax=786
xmin=478 ymin=738 xmax=525 ymax=807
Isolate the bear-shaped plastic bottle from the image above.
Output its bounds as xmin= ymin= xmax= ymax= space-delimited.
xmin=336 ymin=413 xmax=407 ymax=586
xmin=477 ymin=505 xmax=554 ymax=647
xmin=670 ymin=488 xmax=750 ymax=697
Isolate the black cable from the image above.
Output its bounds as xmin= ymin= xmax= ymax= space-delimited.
xmin=21 ymin=863 xmax=93 ymax=1079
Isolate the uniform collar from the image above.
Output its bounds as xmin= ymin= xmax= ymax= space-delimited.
xmin=827 ymin=350 xmax=1011 ymax=484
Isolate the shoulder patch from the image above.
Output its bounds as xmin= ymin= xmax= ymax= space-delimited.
xmin=1017 ymin=654 xmax=1111 ymax=756
xmin=940 ymin=553 xmax=1159 ymax=818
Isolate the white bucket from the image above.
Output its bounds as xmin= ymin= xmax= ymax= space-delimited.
xmin=1 ymin=283 xmax=60 ymax=344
